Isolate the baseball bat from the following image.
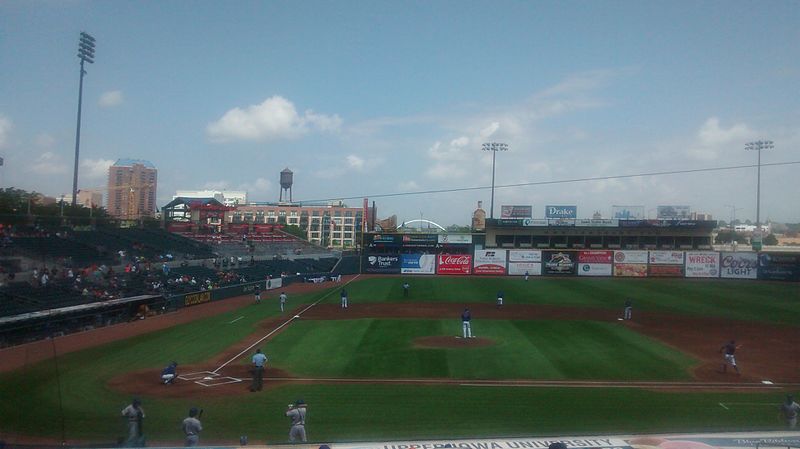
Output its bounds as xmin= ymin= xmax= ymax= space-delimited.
xmin=198 ymin=408 xmax=204 ymax=418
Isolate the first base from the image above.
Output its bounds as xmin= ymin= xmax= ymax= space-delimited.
xmin=293 ymin=315 xmax=300 ymax=318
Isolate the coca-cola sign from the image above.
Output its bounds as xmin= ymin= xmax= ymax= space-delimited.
xmin=720 ymin=252 xmax=758 ymax=279
xmin=437 ymin=254 xmax=472 ymax=275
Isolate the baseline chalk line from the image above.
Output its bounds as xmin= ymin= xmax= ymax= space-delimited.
xmin=228 ymin=316 xmax=245 ymax=324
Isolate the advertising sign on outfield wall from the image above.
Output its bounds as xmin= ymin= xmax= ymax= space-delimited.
xmin=578 ymin=251 xmax=613 ymax=263
xmin=720 ymin=252 xmax=758 ymax=279
xmin=758 ymin=253 xmax=800 ymax=281
xmin=649 ymin=251 xmax=685 ymax=265
xmin=437 ymin=254 xmax=472 ymax=275
xmin=542 ymin=251 xmax=577 ymax=275
xmin=578 ymin=263 xmax=613 ymax=276
xmin=508 ymin=262 xmax=542 ymax=276
xmin=400 ymin=254 xmax=436 ymax=274
xmin=508 ymin=250 xmax=542 ymax=263
xmin=614 ymin=264 xmax=648 ymax=277
xmin=575 ymin=219 xmax=619 ymax=227
xmin=649 ymin=264 xmax=684 ymax=277
xmin=685 ymin=251 xmax=720 ymax=278
xmin=614 ymin=250 xmax=649 ymax=264
xmin=365 ymin=254 xmax=402 ymax=273
xmin=473 ymin=249 xmax=508 ymax=275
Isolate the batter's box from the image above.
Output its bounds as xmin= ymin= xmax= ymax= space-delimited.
xmin=196 ymin=376 xmax=242 ymax=387
xmin=179 ymin=371 xmax=218 ymax=381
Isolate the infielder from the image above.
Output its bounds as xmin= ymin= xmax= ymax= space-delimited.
xmin=461 ymin=308 xmax=473 ymax=338
xmin=286 ymin=399 xmax=308 ymax=442
xmin=719 ymin=340 xmax=741 ymax=374
xmin=623 ymin=299 xmax=632 ymax=320
xmin=279 ymin=291 xmax=288 ymax=312
xmin=780 ymin=395 xmax=800 ymax=428
xmin=340 ymin=288 xmax=348 ymax=308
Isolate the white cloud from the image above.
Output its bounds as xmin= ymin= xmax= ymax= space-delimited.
xmin=236 ymin=177 xmax=271 ymax=194
xmin=346 ymin=154 xmax=365 ymax=170
xmin=399 ymin=180 xmax=420 ymax=191
xmin=0 ymin=116 xmax=12 ymax=148
xmin=98 ymin=90 xmax=124 ymax=108
xmin=207 ymin=96 xmax=342 ymax=142
xmin=30 ymin=152 xmax=67 ymax=175
xmin=687 ymin=117 xmax=756 ymax=160
xmin=203 ymin=180 xmax=231 ymax=190
xmin=81 ymin=158 xmax=114 ymax=179
xmin=426 ymin=162 xmax=469 ymax=179
xmin=479 ymin=122 xmax=500 ymax=139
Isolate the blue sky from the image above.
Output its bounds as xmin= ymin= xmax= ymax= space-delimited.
xmin=1 ymin=0 xmax=798 ymax=224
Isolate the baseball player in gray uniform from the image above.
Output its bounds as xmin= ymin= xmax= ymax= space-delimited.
xmin=121 ymin=398 xmax=144 ymax=446
xmin=286 ymin=399 xmax=308 ymax=442
xmin=780 ymin=395 xmax=800 ymax=428
xmin=182 ymin=407 xmax=203 ymax=447
xmin=280 ymin=291 xmax=288 ymax=312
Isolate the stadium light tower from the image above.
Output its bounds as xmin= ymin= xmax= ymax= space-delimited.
xmin=744 ymin=140 xmax=774 ymax=249
xmin=481 ymin=142 xmax=508 ymax=219
xmin=71 ymin=31 xmax=96 ymax=207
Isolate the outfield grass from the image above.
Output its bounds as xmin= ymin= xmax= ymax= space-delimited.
xmin=263 ymin=319 xmax=696 ymax=381
xmin=347 ymin=277 xmax=800 ymax=326
xmin=0 ymin=276 xmax=797 ymax=443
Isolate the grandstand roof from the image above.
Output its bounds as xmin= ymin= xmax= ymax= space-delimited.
xmin=162 ymin=197 xmax=225 ymax=209
xmin=112 ymin=158 xmax=156 ymax=168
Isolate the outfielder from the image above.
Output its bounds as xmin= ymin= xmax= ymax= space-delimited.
xmin=254 ymin=285 xmax=261 ymax=304
xmin=461 ymin=308 xmax=473 ymax=338
xmin=496 ymin=290 xmax=504 ymax=308
xmin=623 ymin=299 xmax=632 ymax=320
xmin=340 ymin=288 xmax=348 ymax=309
xmin=719 ymin=340 xmax=741 ymax=374
xmin=279 ymin=291 xmax=288 ymax=312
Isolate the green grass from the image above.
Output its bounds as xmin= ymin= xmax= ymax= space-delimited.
xmin=0 ymin=276 xmax=797 ymax=443
xmin=348 ymin=277 xmax=800 ymax=326
xmin=263 ymin=319 xmax=696 ymax=381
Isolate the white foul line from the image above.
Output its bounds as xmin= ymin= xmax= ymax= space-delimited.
xmin=228 ymin=316 xmax=244 ymax=324
xmin=212 ymin=274 xmax=361 ymax=374
xmin=719 ymin=402 xmax=729 ymax=410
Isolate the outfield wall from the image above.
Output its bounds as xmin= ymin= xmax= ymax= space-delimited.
xmin=366 ymin=250 xmax=800 ymax=281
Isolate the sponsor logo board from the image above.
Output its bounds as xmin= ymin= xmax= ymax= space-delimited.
xmin=575 ymin=219 xmax=619 ymax=227
xmin=543 ymin=251 xmax=576 ymax=275
xmin=365 ymin=254 xmax=402 ymax=274
xmin=578 ymin=250 xmax=613 ymax=264
xmin=545 ymin=205 xmax=577 ymax=219
xmin=685 ymin=251 xmax=720 ymax=278
xmin=614 ymin=263 xmax=648 ymax=277
xmin=500 ymin=205 xmax=533 ymax=219
xmin=508 ymin=262 xmax=542 ymax=276
xmin=613 ymin=250 xmax=648 ymax=264
xmin=437 ymin=254 xmax=472 ymax=275
xmin=758 ymin=253 xmax=800 ymax=281
xmin=523 ymin=218 xmax=549 ymax=227
xmin=547 ymin=218 xmax=576 ymax=226
xmin=649 ymin=251 xmax=685 ymax=265
xmin=400 ymin=254 xmax=436 ymax=274
xmin=578 ymin=263 xmax=613 ymax=276
xmin=508 ymin=250 xmax=542 ymax=263
xmin=401 ymin=234 xmax=438 ymax=247
xmin=438 ymin=234 xmax=473 ymax=244
xmin=473 ymin=249 xmax=507 ymax=275
xmin=648 ymin=264 xmax=684 ymax=277
xmin=720 ymin=252 xmax=758 ymax=279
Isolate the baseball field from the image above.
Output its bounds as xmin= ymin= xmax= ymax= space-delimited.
xmin=0 ymin=276 xmax=798 ymax=446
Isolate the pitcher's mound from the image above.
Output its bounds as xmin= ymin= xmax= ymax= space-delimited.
xmin=414 ymin=336 xmax=495 ymax=348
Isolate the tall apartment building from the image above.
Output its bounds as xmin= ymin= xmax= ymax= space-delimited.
xmin=107 ymin=159 xmax=158 ymax=219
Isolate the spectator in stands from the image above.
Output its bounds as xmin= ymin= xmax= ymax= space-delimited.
xmin=40 ymin=271 xmax=49 ymax=288
xmin=162 ymin=263 xmax=170 ymax=276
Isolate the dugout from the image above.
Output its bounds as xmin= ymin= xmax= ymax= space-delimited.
xmin=486 ymin=218 xmax=717 ymax=250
